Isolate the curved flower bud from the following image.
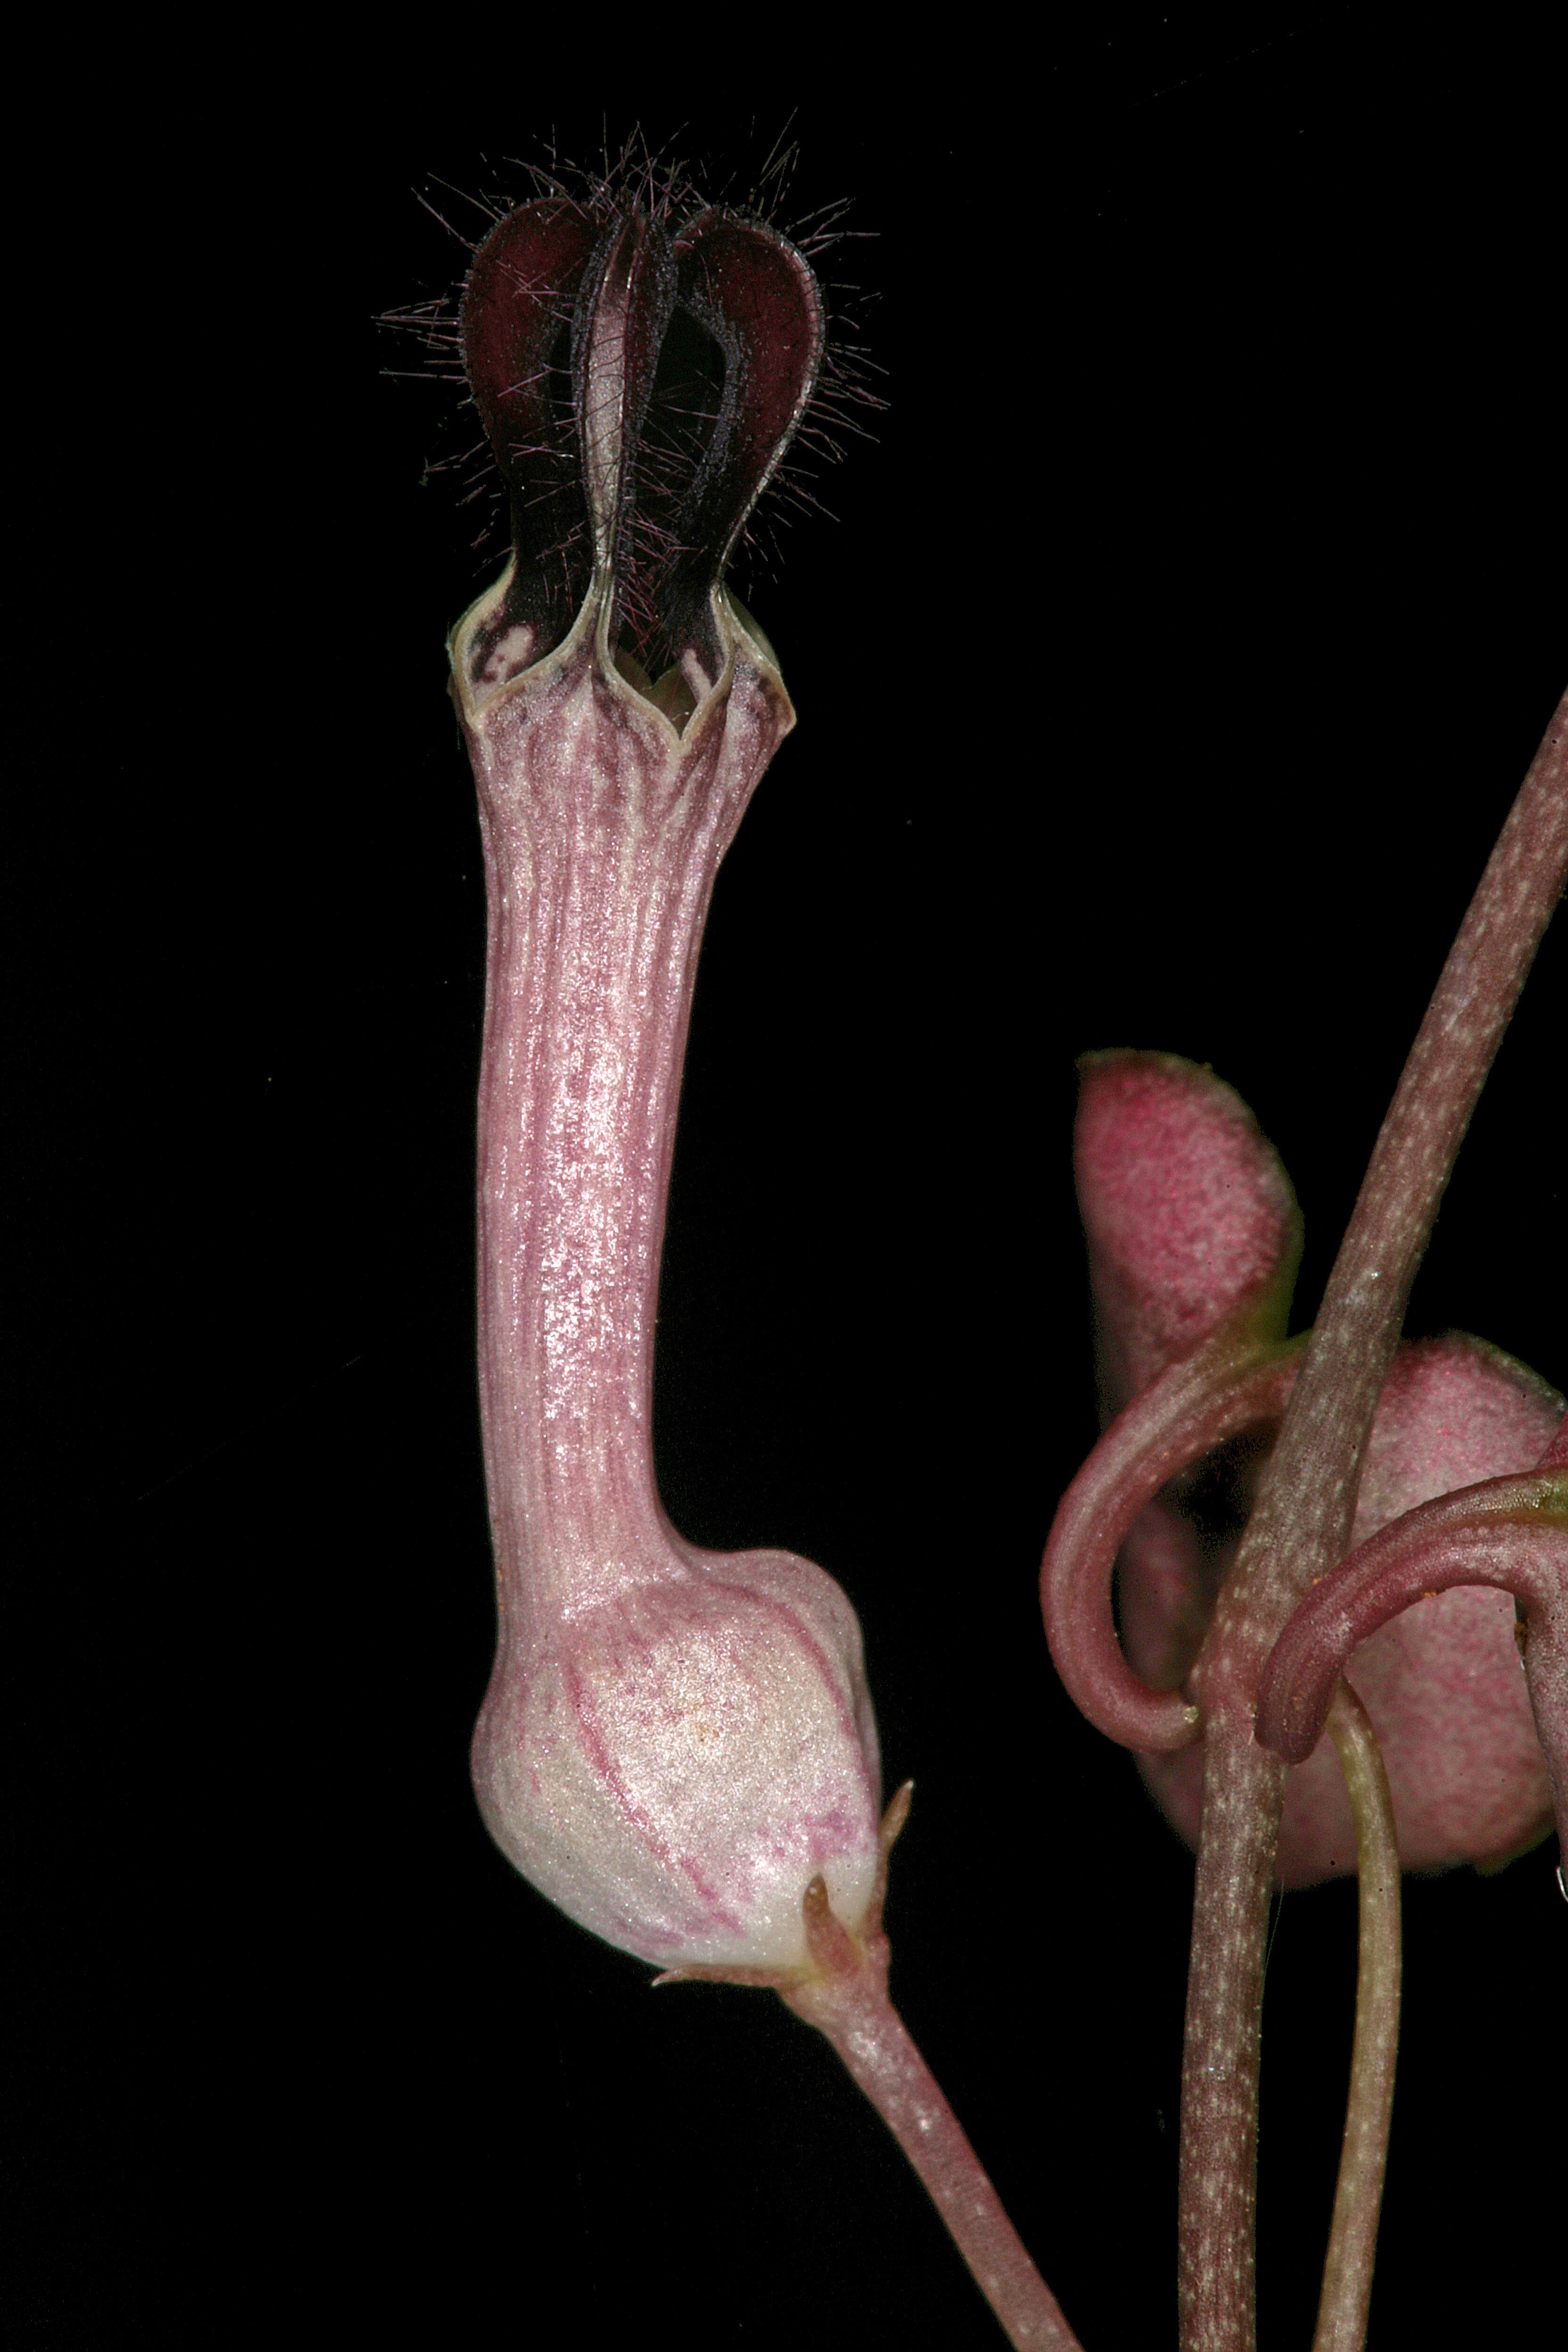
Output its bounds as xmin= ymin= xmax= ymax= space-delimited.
xmin=1043 ymin=1052 xmax=1301 ymax=1741
xmin=1257 ymin=1418 xmax=1568 ymax=1849
xmin=451 ymin=190 xmax=880 ymax=1969
xmin=1063 ymin=1050 xmax=1560 ymax=1882
xmin=1041 ymin=1052 xmax=1303 ymax=1748
xmin=1261 ymin=1337 xmax=1560 ymax=1876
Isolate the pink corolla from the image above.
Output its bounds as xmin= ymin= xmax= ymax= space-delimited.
xmin=444 ymin=171 xmax=1072 ymax=2347
xmin=1047 ymin=1049 xmax=1562 ymax=1884
xmin=454 ymin=188 xmax=882 ymax=1971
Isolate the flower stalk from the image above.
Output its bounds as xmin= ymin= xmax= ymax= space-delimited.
xmin=1312 ymin=1681 xmax=1402 ymax=2352
xmin=1041 ymin=1335 xmax=1301 ymax=1753
xmin=663 ymin=1787 xmax=1080 ymax=2352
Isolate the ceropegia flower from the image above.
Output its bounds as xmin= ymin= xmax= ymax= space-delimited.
xmin=450 ymin=187 xmax=882 ymax=1969
xmin=1049 ymin=1049 xmax=1561 ymax=1882
xmin=438 ymin=176 xmax=1076 ymax=2346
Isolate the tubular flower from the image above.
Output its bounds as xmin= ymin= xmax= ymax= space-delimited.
xmin=1050 ymin=1050 xmax=1560 ymax=1883
xmin=452 ymin=189 xmax=882 ymax=1968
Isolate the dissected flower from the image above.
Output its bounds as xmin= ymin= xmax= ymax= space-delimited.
xmin=1054 ymin=1049 xmax=1560 ymax=1883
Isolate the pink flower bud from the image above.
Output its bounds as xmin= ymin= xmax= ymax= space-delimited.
xmin=1073 ymin=1050 xmax=1303 ymax=1406
xmin=450 ymin=193 xmax=882 ymax=1969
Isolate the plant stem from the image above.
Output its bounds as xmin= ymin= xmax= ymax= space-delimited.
xmin=784 ymin=1964 xmax=1081 ymax=2351
xmin=1041 ymin=1338 xmax=1301 ymax=1753
xmin=1215 ymin=685 xmax=1568 ymax=1683
xmin=1177 ymin=686 xmax=1568 ymax=2352
xmin=1177 ymin=1726 xmax=1286 ymax=2350
xmin=1313 ymin=1682 xmax=1401 ymax=2352
xmin=664 ymin=1792 xmax=1073 ymax=2345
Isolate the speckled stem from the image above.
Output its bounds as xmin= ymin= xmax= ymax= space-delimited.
xmin=784 ymin=1965 xmax=1080 ymax=2350
xmin=1208 ymin=686 xmax=1568 ymax=1703
xmin=1312 ymin=1682 xmax=1401 ymax=2352
xmin=724 ymin=1794 xmax=1080 ymax=2352
xmin=675 ymin=1796 xmax=1077 ymax=2344
xmin=1178 ymin=1728 xmax=1286 ymax=2349
xmin=1041 ymin=1337 xmax=1301 ymax=1752
xmin=1178 ymin=686 xmax=1568 ymax=2352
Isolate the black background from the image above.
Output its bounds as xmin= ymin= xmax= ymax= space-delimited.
xmin=9 ymin=16 xmax=1565 ymax=2348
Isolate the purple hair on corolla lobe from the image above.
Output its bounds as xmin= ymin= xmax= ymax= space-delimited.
xmin=458 ymin=182 xmax=823 ymax=695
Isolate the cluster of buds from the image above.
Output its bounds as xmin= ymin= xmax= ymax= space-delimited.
xmin=1047 ymin=1050 xmax=1564 ymax=1882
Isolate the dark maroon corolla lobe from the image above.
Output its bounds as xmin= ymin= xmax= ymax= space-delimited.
xmin=660 ymin=209 xmax=824 ymax=677
xmin=459 ymin=202 xmax=601 ymax=658
xmin=461 ymin=194 xmax=823 ymax=689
